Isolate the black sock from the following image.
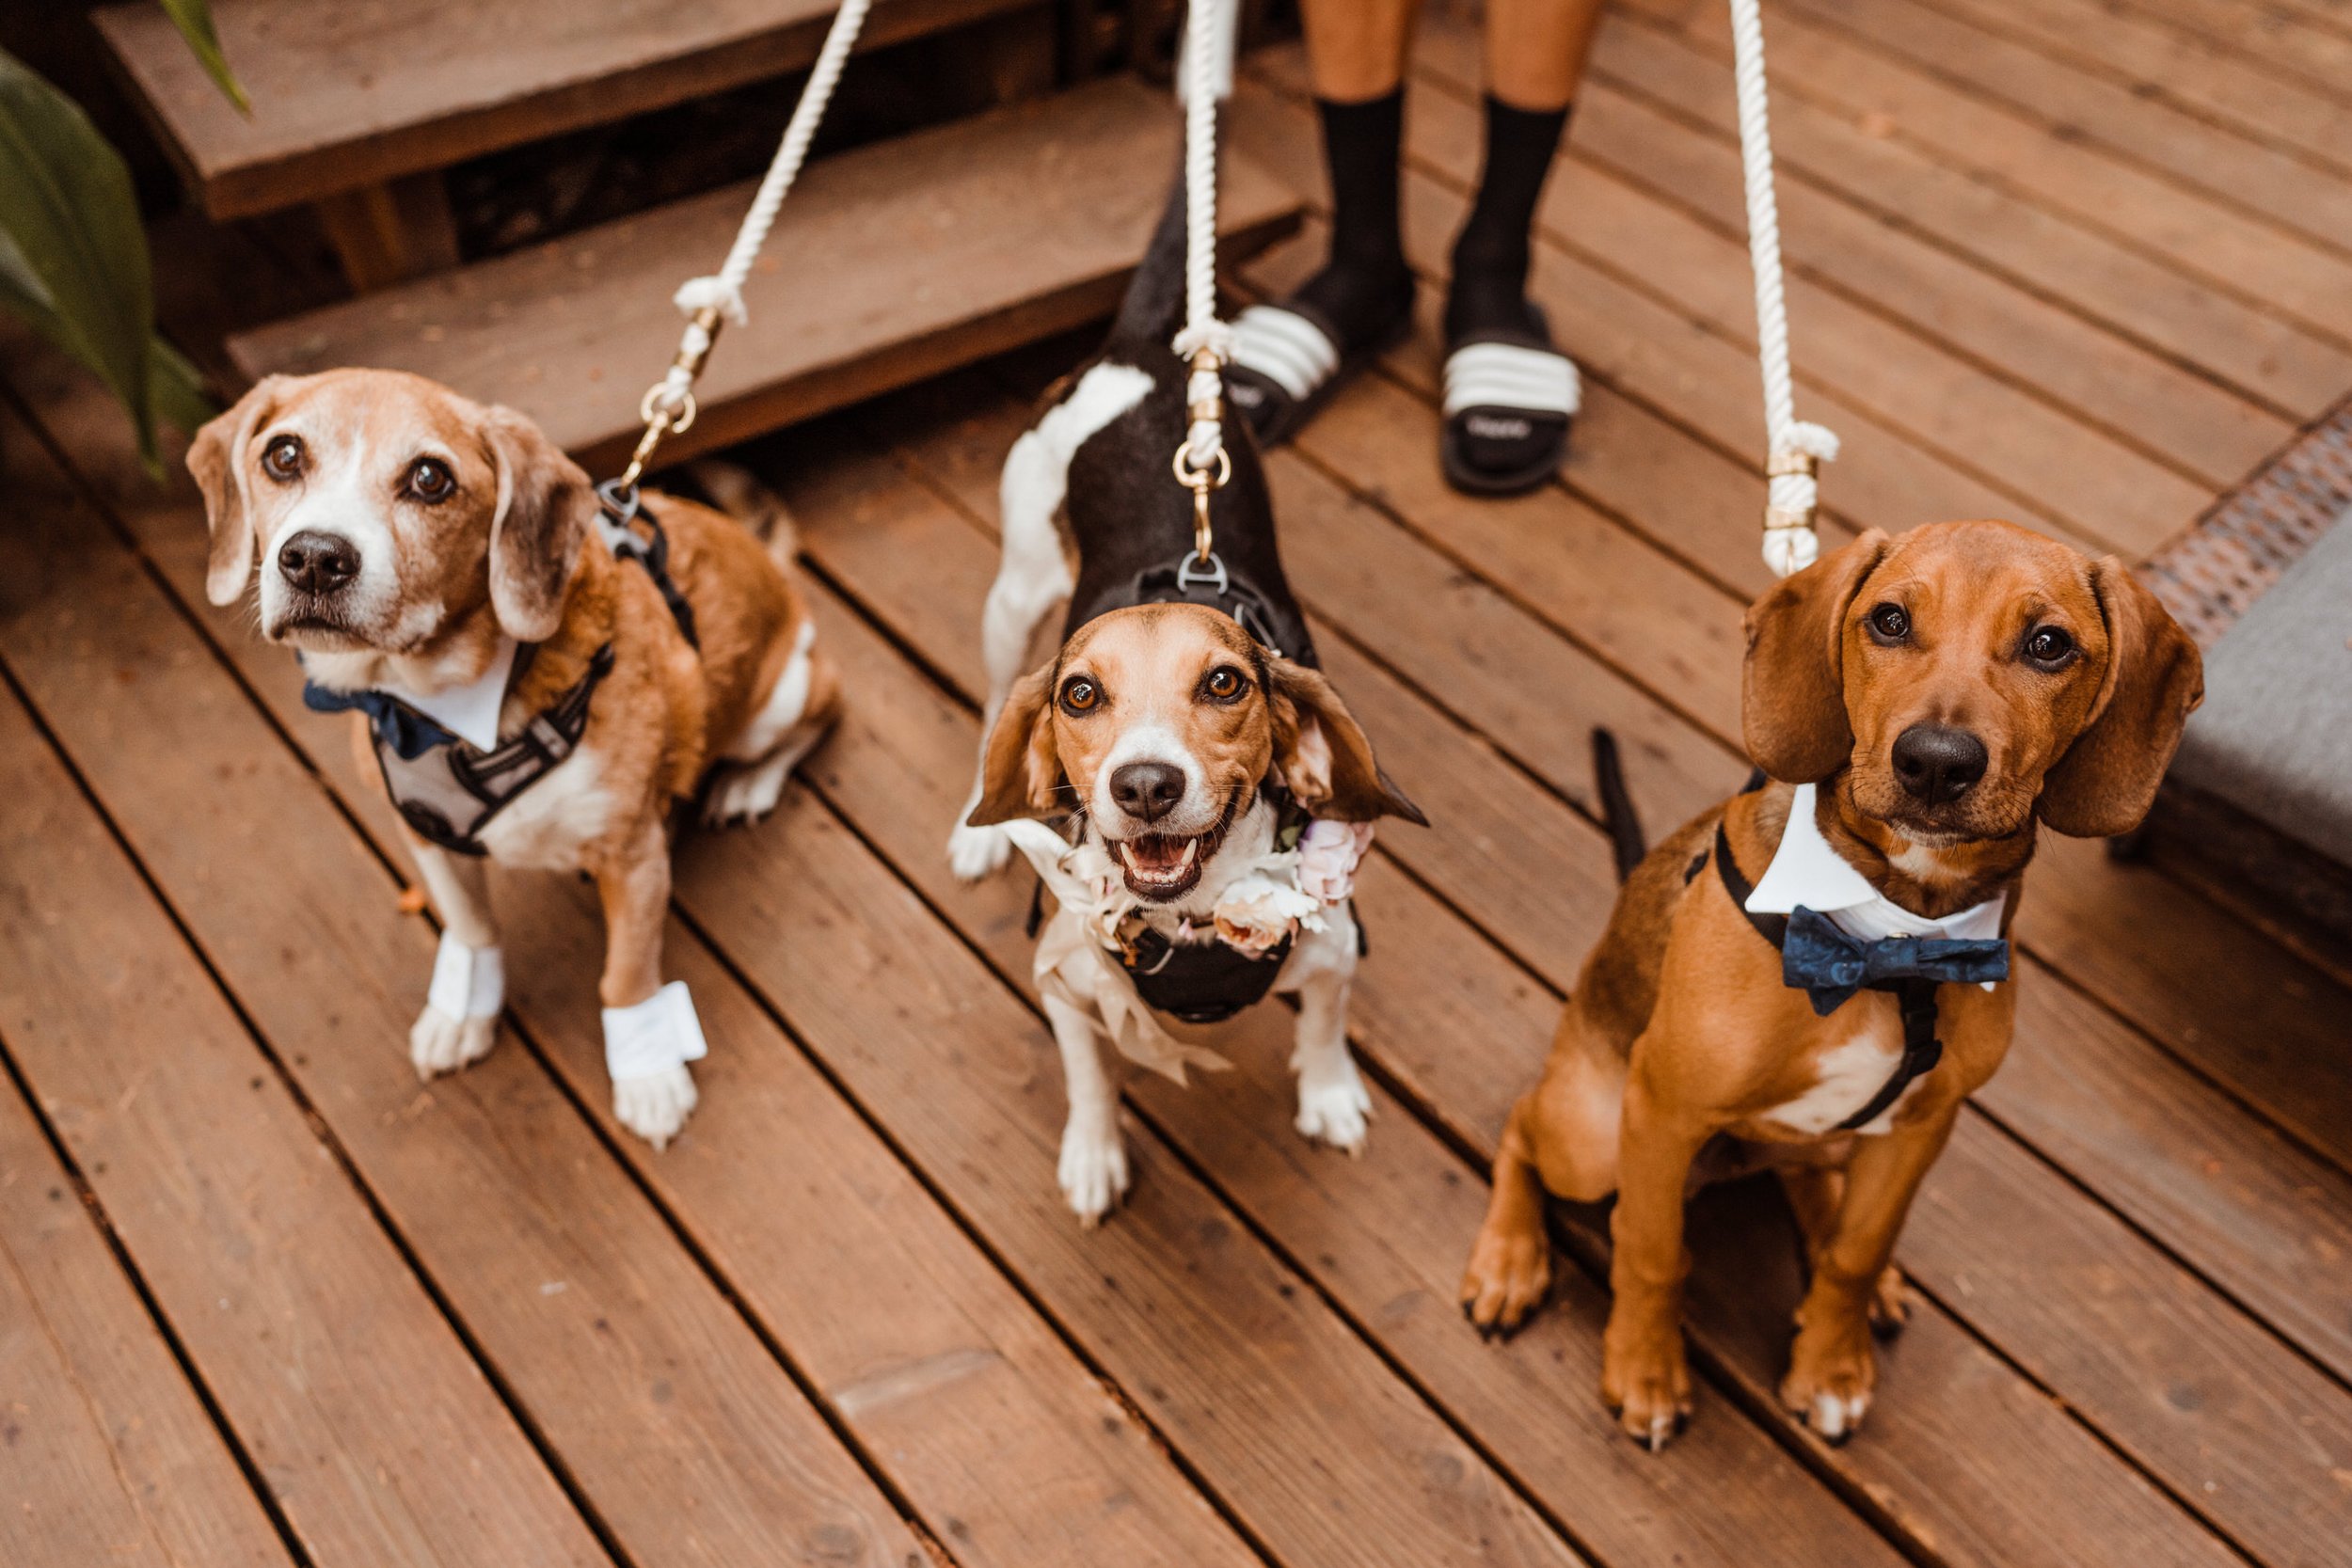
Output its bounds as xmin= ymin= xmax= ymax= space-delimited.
xmin=1445 ymin=97 xmax=1571 ymax=343
xmin=1291 ymin=90 xmax=1415 ymax=349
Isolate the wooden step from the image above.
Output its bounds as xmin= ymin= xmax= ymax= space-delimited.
xmin=95 ymin=0 xmax=1040 ymax=219
xmin=228 ymin=78 xmax=1303 ymax=473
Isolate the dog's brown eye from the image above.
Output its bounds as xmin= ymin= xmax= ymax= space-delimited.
xmin=1201 ymin=665 xmax=1247 ymax=703
xmin=1867 ymin=603 xmax=1911 ymax=642
xmin=262 ymin=435 xmax=305 ymax=482
xmin=407 ymin=457 xmax=455 ymax=503
xmin=1058 ymin=676 xmax=1100 ymax=715
xmin=2025 ymin=626 xmax=2075 ymax=666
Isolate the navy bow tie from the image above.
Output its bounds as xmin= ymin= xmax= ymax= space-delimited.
xmin=1781 ymin=906 xmax=2010 ymax=1016
xmin=302 ymin=682 xmax=462 ymax=760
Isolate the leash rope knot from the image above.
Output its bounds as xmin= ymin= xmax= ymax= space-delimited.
xmin=615 ymin=0 xmax=874 ymax=492
xmin=1729 ymin=0 xmax=1837 ymax=578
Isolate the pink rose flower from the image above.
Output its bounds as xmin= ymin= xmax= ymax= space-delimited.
xmin=1295 ymin=818 xmax=1375 ymax=904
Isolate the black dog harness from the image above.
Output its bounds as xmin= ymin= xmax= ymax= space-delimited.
xmin=1041 ymin=547 xmax=1335 ymax=1023
xmin=1696 ymin=784 xmax=2010 ymax=1132
xmin=302 ymin=483 xmax=696 ymax=858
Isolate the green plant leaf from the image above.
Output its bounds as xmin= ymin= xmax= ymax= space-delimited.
xmin=0 ymin=49 xmax=162 ymax=473
xmin=155 ymin=0 xmax=249 ymax=113
xmin=150 ymin=336 xmax=215 ymax=435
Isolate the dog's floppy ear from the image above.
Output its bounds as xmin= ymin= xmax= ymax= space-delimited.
xmin=1742 ymin=529 xmax=1891 ymax=783
xmin=482 ymin=404 xmax=596 ymax=641
xmin=1268 ymin=657 xmax=1427 ymax=825
xmin=186 ymin=375 xmax=289 ymax=607
xmin=966 ymin=667 xmax=1065 ymax=825
xmin=2037 ymin=559 xmax=2202 ymax=839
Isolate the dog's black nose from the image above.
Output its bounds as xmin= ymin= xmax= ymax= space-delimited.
xmin=278 ymin=531 xmax=359 ymax=595
xmin=1891 ymin=724 xmax=1988 ymax=804
xmin=1109 ymin=761 xmax=1185 ymax=822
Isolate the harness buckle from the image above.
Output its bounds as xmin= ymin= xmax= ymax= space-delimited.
xmin=1175 ymin=550 xmax=1230 ymax=597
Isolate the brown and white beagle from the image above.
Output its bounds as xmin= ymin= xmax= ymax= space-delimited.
xmin=949 ymin=170 xmax=1422 ymax=1226
xmin=1459 ymin=521 xmax=2202 ymax=1448
xmin=189 ymin=369 xmax=840 ymax=1148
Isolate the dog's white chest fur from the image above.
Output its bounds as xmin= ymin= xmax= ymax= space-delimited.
xmin=1761 ymin=1008 xmax=1912 ymax=1136
xmin=477 ymin=745 xmax=616 ymax=868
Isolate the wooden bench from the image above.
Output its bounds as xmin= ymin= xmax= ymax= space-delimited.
xmin=95 ymin=0 xmax=1042 ymax=286
xmin=229 ymin=78 xmax=1301 ymax=473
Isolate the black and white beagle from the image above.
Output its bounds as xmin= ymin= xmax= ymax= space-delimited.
xmin=947 ymin=162 xmax=1425 ymax=1226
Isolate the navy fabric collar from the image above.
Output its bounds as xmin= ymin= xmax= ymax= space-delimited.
xmin=302 ymin=681 xmax=462 ymax=759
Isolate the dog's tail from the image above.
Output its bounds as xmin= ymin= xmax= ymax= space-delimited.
xmin=688 ymin=458 xmax=799 ymax=564
xmin=1592 ymin=729 xmax=1648 ymax=884
xmin=1107 ymin=0 xmax=1241 ymax=355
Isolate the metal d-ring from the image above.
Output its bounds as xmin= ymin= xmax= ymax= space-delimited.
xmin=1176 ymin=549 xmax=1230 ymax=596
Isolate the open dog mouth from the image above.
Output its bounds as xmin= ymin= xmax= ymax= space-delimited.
xmin=1102 ymin=792 xmax=1241 ymax=902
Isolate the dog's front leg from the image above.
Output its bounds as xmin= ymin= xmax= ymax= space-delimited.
xmin=1780 ymin=1105 xmax=1958 ymax=1444
xmin=405 ymin=835 xmax=503 ymax=1079
xmin=1043 ymin=992 xmax=1128 ymax=1226
xmin=1602 ymin=1059 xmax=1713 ymax=1451
xmin=1290 ymin=958 xmax=1372 ymax=1154
xmin=593 ymin=816 xmax=703 ymax=1149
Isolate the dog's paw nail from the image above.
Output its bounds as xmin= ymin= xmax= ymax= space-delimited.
xmin=409 ymin=1006 xmax=496 ymax=1079
xmin=1295 ymin=1073 xmax=1373 ymax=1153
xmin=1057 ymin=1122 xmax=1130 ymax=1226
xmin=1804 ymin=1389 xmax=1867 ymax=1444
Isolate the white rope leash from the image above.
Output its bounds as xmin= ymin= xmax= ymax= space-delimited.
xmin=1728 ymin=0 xmax=1836 ymax=578
xmin=627 ymin=0 xmax=873 ymax=468
xmin=1172 ymin=0 xmax=1235 ymax=479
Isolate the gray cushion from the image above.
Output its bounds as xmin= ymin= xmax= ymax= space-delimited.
xmin=2169 ymin=508 xmax=2352 ymax=866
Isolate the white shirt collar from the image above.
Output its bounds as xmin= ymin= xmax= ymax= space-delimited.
xmin=1745 ymin=783 xmax=2007 ymax=951
xmin=378 ymin=638 xmax=519 ymax=752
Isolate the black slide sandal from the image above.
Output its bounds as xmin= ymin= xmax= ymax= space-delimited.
xmin=1226 ymin=296 xmax=1415 ymax=449
xmin=1440 ymin=318 xmax=1580 ymax=497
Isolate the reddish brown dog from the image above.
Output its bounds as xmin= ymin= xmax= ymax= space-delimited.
xmin=1459 ymin=521 xmax=2201 ymax=1448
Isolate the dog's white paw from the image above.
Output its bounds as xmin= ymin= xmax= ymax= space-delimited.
xmin=705 ymin=755 xmax=792 ymax=827
xmin=948 ymin=820 xmax=1015 ymax=882
xmin=612 ymin=1065 xmax=698 ymax=1149
xmin=1295 ymin=1063 xmax=1374 ymax=1154
xmin=1803 ymin=1386 xmax=1870 ymax=1445
xmin=410 ymin=1005 xmax=497 ymax=1079
xmin=1058 ymin=1117 xmax=1130 ymax=1227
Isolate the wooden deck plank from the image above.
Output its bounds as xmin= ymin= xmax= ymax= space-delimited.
xmin=94 ymin=0 xmax=1037 ymax=216
xmin=1615 ymin=0 xmax=2352 ymax=350
xmin=0 ymin=663 xmax=612 ymax=1568
xmin=1917 ymin=0 xmax=2352 ymax=177
xmin=1569 ymin=15 xmax=2352 ymax=417
xmin=2106 ymin=0 xmax=2352 ymax=108
xmin=674 ymin=797 xmax=1594 ymax=1568
xmin=0 ymin=411 xmax=930 ymax=1568
xmin=769 ymin=425 xmax=2257 ymax=1568
xmin=230 ymin=80 xmax=1301 ymax=476
xmin=0 ymin=1091 xmax=294 ymax=1568
xmin=1784 ymin=0 xmax=2352 ymax=256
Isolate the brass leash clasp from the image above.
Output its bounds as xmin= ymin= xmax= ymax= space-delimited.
xmin=615 ymin=304 xmax=725 ymax=493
